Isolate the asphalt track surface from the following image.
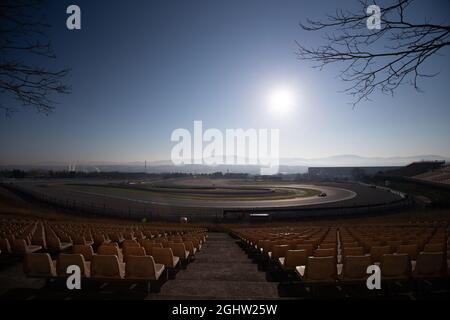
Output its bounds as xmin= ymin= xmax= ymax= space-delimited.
xmin=13 ymin=179 xmax=401 ymax=211
xmin=62 ymin=184 xmax=355 ymax=208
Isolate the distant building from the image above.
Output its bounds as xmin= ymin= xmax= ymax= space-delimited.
xmin=308 ymin=166 xmax=401 ymax=180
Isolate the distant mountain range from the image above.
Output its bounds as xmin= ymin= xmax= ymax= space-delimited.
xmin=278 ymin=154 xmax=449 ymax=167
xmin=1 ymin=155 xmax=448 ymax=174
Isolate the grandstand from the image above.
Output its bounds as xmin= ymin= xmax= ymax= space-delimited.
xmin=383 ymin=161 xmax=446 ymax=178
xmin=1 ymin=216 xmax=207 ymax=296
xmin=414 ymin=164 xmax=450 ymax=185
xmin=0 ymin=184 xmax=449 ymax=300
xmin=232 ymin=224 xmax=449 ymax=296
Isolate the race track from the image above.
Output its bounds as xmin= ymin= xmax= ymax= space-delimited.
xmin=9 ymin=178 xmax=405 ymax=219
xmin=61 ymin=184 xmax=356 ymax=208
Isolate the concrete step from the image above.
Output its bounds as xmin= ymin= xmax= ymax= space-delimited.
xmin=183 ymin=263 xmax=260 ymax=272
xmin=193 ymin=256 xmax=254 ymax=263
xmin=155 ymin=280 xmax=280 ymax=299
xmin=153 ymin=232 xmax=281 ymax=299
xmin=174 ymin=267 xmax=267 ymax=282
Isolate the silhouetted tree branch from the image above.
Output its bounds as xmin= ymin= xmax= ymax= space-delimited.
xmin=296 ymin=0 xmax=450 ymax=105
xmin=0 ymin=0 xmax=70 ymax=117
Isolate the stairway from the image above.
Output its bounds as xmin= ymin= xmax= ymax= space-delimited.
xmin=149 ymin=232 xmax=280 ymax=299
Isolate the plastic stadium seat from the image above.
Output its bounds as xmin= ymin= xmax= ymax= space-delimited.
xmin=93 ymin=234 xmax=109 ymax=247
xmin=261 ymin=240 xmax=277 ymax=254
xmin=270 ymin=244 xmax=290 ymax=259
xmin=73 ymin=237 xmax=94 ymax=246
xmin=303 ymin=239 xmax=319 ymax=248
xmin=386 ymin=240 xmax=403 ymax=252
xmin=169 ymin=243 xmax=189 ymax=262
xmin=183 ymin=241 xmax=197 ymax=257
xmin=98 ymin=244 xmax=123 ymax=262
xmin=98 ymin=244 xmax=120 ymax=255
xmin=413 ymin=252 xmax=445 ymax=279
xmin=142 ymin=241 xmax=162 ymax=256
xmin=397 ymin=244 xmax=418 ymax=260
xmin=101 ymin=242 xmax=119 ymax=247
xmin=184 ymin=238 xmax=202 ymax=251
xmin=161 ymin=240 xmax=172 ymax=248
xmin=24 ymin=253 xmax=56 ymax=278
xmin=108 ymin=233 xmax=124 ymax=244
xmin=12 ymin=239 xmax=42 ymax=255
xmin=56 ymin=254 xmax=90 ymax=277
xmin=342 ymin=247 xmax=365 ymax=257
xmin=428 ymin=237 xmax=445 ymax=244
xmin=73 ymin=236 xmax=94 ymax=246
xmin=341 ymin=255 xmax=372 ymax=282
xmin=125 ymin=256 xmax=165 ymax=281
xmin=285 ymin=240 xmax=300 ymax=250
xmin=341 ymin=242 xmax=360 ymax=248
xmin=319 ymin=243 xmax=336 ymax=250
xmin=295 ymin=244 xmax=314 ymax=256
xmin=123 ymin=246 xmax=146 ymax=263
xmin=279 ymin=249 xmax=307 ymax=271
xmin=59 ymin=234 xmax=72 ymax=243
xmin=73 ymin=244 xmax=96 ymax=261
xmin=122 ymin=239 xmax=139 ymax=248
xmin=369 ymin=246 xmax=391 ymax=263
xmin=91 ymin=255 xmax=124 ymax=279
xmin=31 ymin=226 xmax=47 ymax=249
xmin=152 ymin=248 xmax=180 ymax=269
xmin=134 ymin=231 xmax=145 ymax=241
xmin=314 ymin=248 xmax=336 ymax=257
xmin=296 ymin=256 xmax=338 ymax=284
xmin=424 ymin=243 xmax=444 ymax=253
xmin=123 ymin=232 xmax=136 ymax=241
xmin=0 ymin=238 xmax=12 ymax=255
xmin=47 ymin=236 xmax=72 ymax=253
xmin=380 ymin=254 xmax=411 ymax=280
xmin=255 ymin=239 xmax=268 ymax=252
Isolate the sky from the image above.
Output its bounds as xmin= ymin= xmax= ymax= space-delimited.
xmin=1 ymin=0 xmax=450 ymax=165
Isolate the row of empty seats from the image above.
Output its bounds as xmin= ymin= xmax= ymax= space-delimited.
xmin=24 ymin=253 xmax=165 ymax=284
xmin=414 ymin=164 xmax=450 ymax=185
xmin=232 ymin=224 xmax=449 ymax=289
xmin=0 ymin=218 xmax=206 ymax=256
xmin=1 ymin=217 xmax=207 ymax=293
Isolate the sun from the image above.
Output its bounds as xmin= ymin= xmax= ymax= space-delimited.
xmin=267 ymin=87 xmax=296 ymax=116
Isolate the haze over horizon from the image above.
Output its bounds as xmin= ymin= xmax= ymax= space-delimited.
xmin=2 ymin=154 xmax=448 ymax=170
xmin=1 ymin=0 xmax=450 ymax=165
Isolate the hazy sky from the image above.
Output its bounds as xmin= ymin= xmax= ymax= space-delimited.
xmin=1 ymin=0 xmax=450 ymax=164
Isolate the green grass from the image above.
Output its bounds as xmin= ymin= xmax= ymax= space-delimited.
xmin=63 ymin=183 xmax=321 ymax=201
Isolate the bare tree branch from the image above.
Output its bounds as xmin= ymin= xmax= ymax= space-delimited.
xmin=296 ymin=0 xmax=450 ymax=105
xmin=0 ymin=0 xmax=70 ymax=117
